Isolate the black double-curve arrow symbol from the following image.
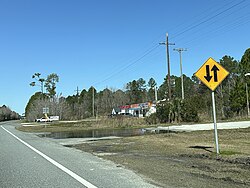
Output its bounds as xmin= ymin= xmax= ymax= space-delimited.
xmin=204 ymin=65 xmax=219 ymax=82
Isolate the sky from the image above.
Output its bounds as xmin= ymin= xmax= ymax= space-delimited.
xmin=0 ymin=0 xmax=250 ymax=114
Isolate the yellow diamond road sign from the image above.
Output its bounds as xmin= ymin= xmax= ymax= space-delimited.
xmin=195 ymin=57 xmax=229 ymax=91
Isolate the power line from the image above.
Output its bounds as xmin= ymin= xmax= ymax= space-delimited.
xmin=88 ymin=2 xmax=227 ymax=87
xmin=182 ymin=10 xmax=250 ymax=48
xmin=89 ymin=0 xmax=248 ymax=89
xmin=172 ymin=0 xmax=246 ymax=39
xmin=92 ymin=44 xmax=160 ymax=86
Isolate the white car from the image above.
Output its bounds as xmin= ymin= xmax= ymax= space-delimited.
xmin=35 ymin=117 xmax=51 ymax=122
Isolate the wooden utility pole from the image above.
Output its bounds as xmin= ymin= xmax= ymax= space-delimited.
xmin=166 ymin=33 xmax=172 ymax=100
xmin=174 ymin=48 xmax=187 ymax=100
xmin=155 ymin=86 xmax=158 ymax=102
xmin=92 ymin=87 xmax=95 ymax=117
xmin=160 ymin=33 xmax=175 ymax=100
xmin=74 ymin=86 xmax=81 ymax=96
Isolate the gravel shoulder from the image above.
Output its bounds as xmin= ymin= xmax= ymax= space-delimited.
xmin=71 ymin=128 xmax=250 ymax=188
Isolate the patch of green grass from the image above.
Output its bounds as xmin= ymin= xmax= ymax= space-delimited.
xmin=217 ymin=150 xmax=242 ymax=156
xmin=220 ymin=150 xmax=241 ymax=155
xmin=208 ymin=149 xmax=243 ymax=158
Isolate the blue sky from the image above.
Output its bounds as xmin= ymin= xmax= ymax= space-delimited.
xmin=1 ymin=0 xmax=250 ymax=114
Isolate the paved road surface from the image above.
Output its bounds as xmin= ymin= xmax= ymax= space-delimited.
xmin=157 ymin=121 xmax=250 ymax=132
xmin=0 ymin=121 xmax=158 ymax=188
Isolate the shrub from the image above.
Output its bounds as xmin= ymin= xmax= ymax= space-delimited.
xmin=145 ymin=113 xmax=158 ymax=125
xmin=180 ymin=100 xmax=199 ymax=122
xmin=156 ymin=102 xmax=171 ymax=123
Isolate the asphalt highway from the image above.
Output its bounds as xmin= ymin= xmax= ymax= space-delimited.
xmin=0 ymin=121 xmax=158 ymax=188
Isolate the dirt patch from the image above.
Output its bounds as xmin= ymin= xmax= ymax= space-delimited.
xmin=72 ymin=128 xmax=250 ymax=188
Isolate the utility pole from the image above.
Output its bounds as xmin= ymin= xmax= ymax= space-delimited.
xmin=245 ymin=73 xmax=250 ymax=117
xmin=92 ymin=87 xmax=95 ymax=117
xmin=160 ymin=33 xmax=175 ymax=101
xmin=174 ymin=48 xmax=187 ymax=100
xmin=155 ymin=86 xmax=158 ymax=102
xmin=246 ymin=83 xmax=249 ymax=117
xmin=41 ymin=81 xmax=44 ymax=94
xmin=74 ymin=86 xmax=81 ymax=118
xmin=74 ymin=86 xmax=81 ymax=96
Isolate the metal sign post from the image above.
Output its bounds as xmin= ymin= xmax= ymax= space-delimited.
xmin=195 ymin=57 xmax=229 ymax=155
xmin=42 ymin=107 xmax=49 ymax=129
xmin=212 ymin=91 xmax=219 ymax=154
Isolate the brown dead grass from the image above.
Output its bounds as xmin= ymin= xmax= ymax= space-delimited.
xmin=72 ymin=128 xmax=250 ymax=188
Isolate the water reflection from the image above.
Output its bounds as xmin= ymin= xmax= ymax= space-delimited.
xmin=39 ymin=128 xmax=145 ymax=139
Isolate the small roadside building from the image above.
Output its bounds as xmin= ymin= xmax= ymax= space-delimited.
xmin=111 ymin=107 xmax=121 ymax=115
xmin=111 ymin=102 xmax=156 ymax=117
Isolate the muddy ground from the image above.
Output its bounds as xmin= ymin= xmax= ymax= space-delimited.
xmin=71 ymin=128 xmax=250 ymax=188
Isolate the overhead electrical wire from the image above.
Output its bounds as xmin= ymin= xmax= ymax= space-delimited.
xmin=171 ymin=0 xmax=247 ymax=40
xmin=167 ymin=0 xmax=236 ymax=39
xmin=175 ymin=3 xmax=250 ymax=44
xmin=90 ymin=0 xmax=248 ymax=89
xmin=92 ymin=44 xmax=160 ymax=86
xmin=182 ymin=11 xmax=250 ymax=48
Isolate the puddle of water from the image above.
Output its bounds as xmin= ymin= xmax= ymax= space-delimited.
xmin=38 ymin=128 xmax=146 ymax=139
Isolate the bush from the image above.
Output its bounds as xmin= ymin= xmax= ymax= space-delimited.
xmin=145 ymin=113 xmax=158 ymax=125
xmin=156 ymin=102 xmax=171 ymax=123
xmin=180 ymin=100 xmax=199 ymax=122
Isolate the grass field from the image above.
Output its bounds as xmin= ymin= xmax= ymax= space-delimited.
xmin=18 ymin=119 xmax=250 ymax=187
xmin=71 ymin=128 xmax=250 ymax=188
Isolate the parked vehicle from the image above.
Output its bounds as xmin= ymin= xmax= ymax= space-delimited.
xmin=35 ymin=116 xmax=59 ymax=122
xmin=35 ymin=117 xmax=51 ymax=122
xmin=49 ymin=116 xmax=59 ymax=121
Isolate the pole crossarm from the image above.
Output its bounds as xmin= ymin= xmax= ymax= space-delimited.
xmin=173 ymin=48 xmax=187 ymax=52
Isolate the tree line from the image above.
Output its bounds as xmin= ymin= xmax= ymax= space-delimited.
xmin=25 ymin=48 xmax=250 ymax=123
xmin=0 ymin=105 xmax=20 ymax=122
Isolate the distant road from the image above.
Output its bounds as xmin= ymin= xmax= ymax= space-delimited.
xmin=158 ymin=121 xmax=250 ymax=132
xmin=0 ymin=121 xmax=157 ymax=188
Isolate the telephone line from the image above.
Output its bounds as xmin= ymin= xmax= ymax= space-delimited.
xmin=89 ymin=0 xmax=247 ymax=89
xmin=88 ymin=1 xmax=236 ymax=88
xmin=172 ymin=0 xmax=246 ymax=40
xmin=92 ymin=44 xmax=160 ymax=86
xmin=158 ymin=0 xmax=235 ymax=42
xmin=182 ymin=11 xmax=250 ymax=48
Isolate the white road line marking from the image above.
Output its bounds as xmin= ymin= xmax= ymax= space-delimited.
xmin=1 ymin=125 xmax=98 ymax=188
